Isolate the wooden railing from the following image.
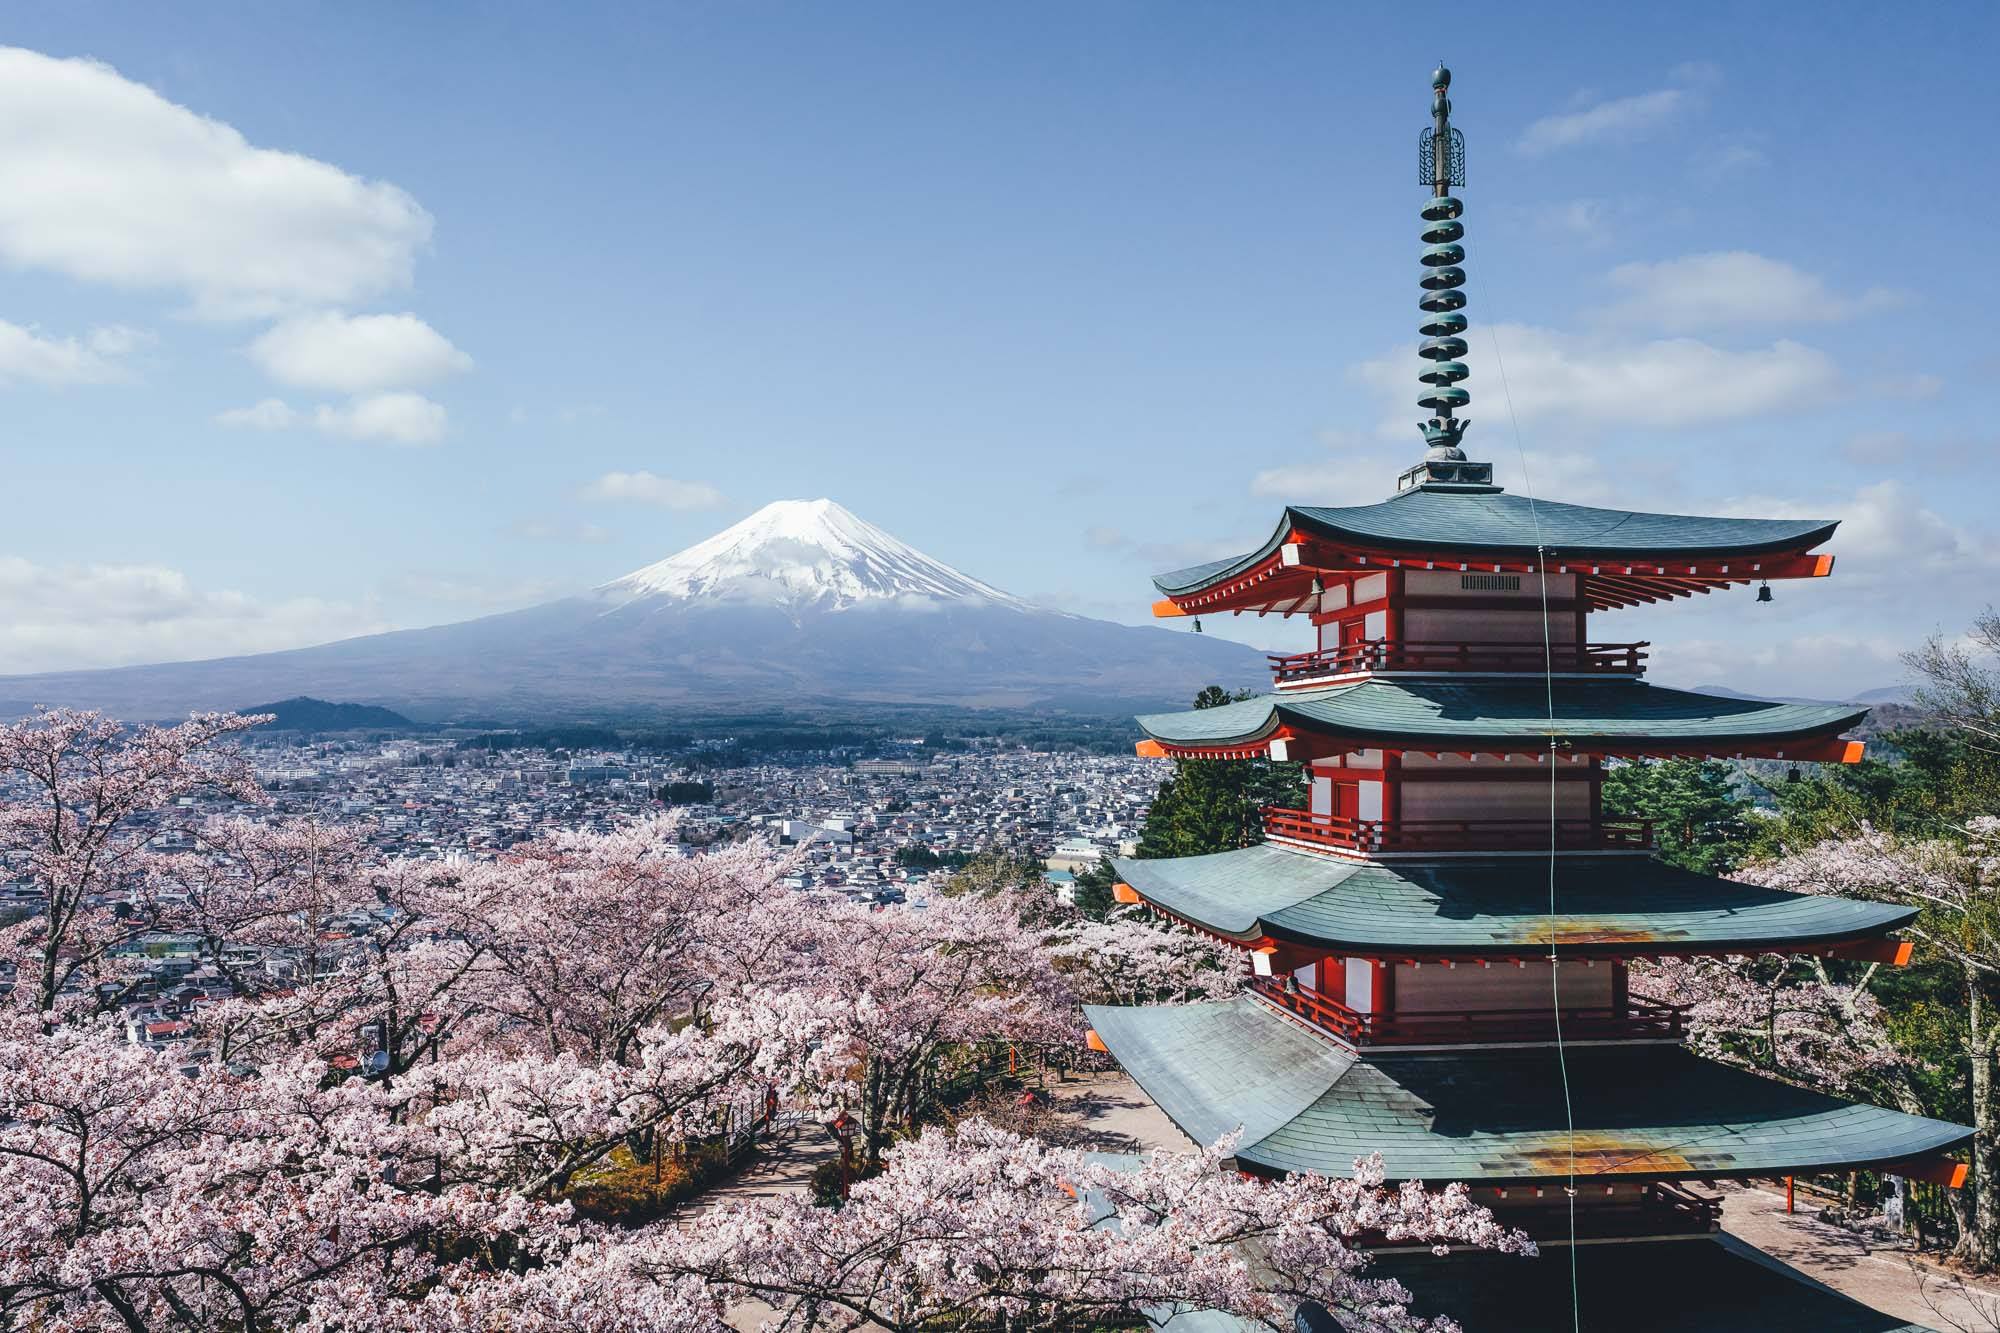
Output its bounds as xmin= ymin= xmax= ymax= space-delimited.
xmin=1268 ymin=640 xmax=1648 ymax=685
xmin=1262 ymin=807 xmax=1654 ymax=854
xmin=1250 ymin=976 xmax=1687 ymax=1047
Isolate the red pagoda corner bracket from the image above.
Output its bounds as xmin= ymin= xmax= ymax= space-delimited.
xmin=1134 ymin=739 xmax=1169 ymax=759
xmin=1083 ymin=1029 xmax=1109 ymax=1054
xmin=1823 ymin=938 xmax=1915 ymax=966
xmin=1112 ymin=881 xmax=1142 ymax=904
xmin=1879 ymin=1155 xmax=1969 ymax=1190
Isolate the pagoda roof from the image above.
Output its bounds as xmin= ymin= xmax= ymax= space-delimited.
xmin=1082 ymin=996 xmax=1970 ymax=1183
xmin=1135 ymin=679 xmax=1864 ymax=757
xmin=1111 ymin=844 xmax=1915 ymax=956
xmin=1153 ymin=491 xmax=1837 ymax=596
xmin=1364 ymin=1238 xmax=1933 ymax=1333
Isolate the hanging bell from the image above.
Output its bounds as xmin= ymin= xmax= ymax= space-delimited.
xmin=1786 ymin=765 xmax=1803 ymax=784
xmin=1756 ymin=582 xmax=1774 ymax=603
xmin=1192 ymin=618 xmax=1203 ymax=634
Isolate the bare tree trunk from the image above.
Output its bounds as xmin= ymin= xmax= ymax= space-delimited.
xmin=1957 ymin=979 xmax=2000 ymax=1267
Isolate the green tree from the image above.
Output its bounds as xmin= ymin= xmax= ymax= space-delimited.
xmin=1600 ymin=758 xmax=1751 ymax=874
xmin=1135 ymin=686 xmax=1305 ymax=860
xmin=1069 ymin=855 xmax=1119 ymax=921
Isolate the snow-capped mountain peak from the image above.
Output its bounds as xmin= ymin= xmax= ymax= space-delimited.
xmin=596 ymin=498 xmax=1032 ymax=613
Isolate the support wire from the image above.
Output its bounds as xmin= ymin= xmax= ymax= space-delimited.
xmin=1486 ymin=320 xmax=1581 ymax=1333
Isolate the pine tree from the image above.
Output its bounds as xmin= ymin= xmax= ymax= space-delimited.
xmin=1135 ymin=686 xmax=1305 ymax=860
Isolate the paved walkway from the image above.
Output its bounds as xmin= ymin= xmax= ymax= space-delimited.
xmin=1720 ymin=1180 xmax=2000 ymax=1331
xmin=678 ymin=1120 xmax=841 ymax=1218
xmin=1040 ymin=1066 xmax=1195 ymax=1156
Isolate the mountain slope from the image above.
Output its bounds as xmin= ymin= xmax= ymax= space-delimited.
xmin=0 ymin=500 xmax=1267 ymax=722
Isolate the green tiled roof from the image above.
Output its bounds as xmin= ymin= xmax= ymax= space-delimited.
xmin=1083 ymin=996 xmax=1971 ymax=1183
xmin=1154 ymin=491 xmax=1837 ymax=595
xmin=1111 ymin=844 xmax=1916 ymax=953
xmin=1134 ymin=679 xmax=1864 ymax=749
xmin=1364 ymin=1238 xmax=1934 ymax=1333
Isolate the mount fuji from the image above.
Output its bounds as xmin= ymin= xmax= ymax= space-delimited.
xmin=0 ymin=500 xmax=1265 ymax=723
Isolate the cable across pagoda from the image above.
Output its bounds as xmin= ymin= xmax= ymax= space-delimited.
xmin=1084 ymin=64 xmax=1971 ymax=1331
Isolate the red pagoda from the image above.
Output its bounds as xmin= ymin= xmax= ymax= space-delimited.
xmin=1083 ymin=65 xmax=1972 ymax=1331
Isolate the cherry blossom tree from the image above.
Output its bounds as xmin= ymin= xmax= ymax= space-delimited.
xmin=800 ymin=889 xmax=1077 ymax=1162
xmin=0 ymin=708 xmax=267 ymax=1017
xmin=649 ymin=1118 xmax=1533 ymax=1333
xmin=456 ymin=818 xmax=817 ymax=1066
xmin=1629 ymin=953 xmax=1912 ymax=1102
xmin=0 ymin=1012 xmax=576 ymax=1331
xmin=1045 ymin=910 xmax=1247 ymax=1007
xmin=1732 ymin=821 xmax=2000 ymax=1263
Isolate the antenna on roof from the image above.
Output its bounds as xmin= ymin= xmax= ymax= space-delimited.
xmin=1401 ymin=63 xmax=1495 ymax=495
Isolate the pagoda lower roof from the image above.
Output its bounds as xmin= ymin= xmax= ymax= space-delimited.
xmin=1082 ymin=995 xmax=1970 ymax=1183
xmin=1152 ymin=491 xmax=1836 ymax=596
xmin=1111 ymin=845 xmax=1915 ymax=955
xmin=1364 ymin=1238 xmax=1933 ymax=1333
xmin=1134 ymin=678 xmax=1864 ymax=755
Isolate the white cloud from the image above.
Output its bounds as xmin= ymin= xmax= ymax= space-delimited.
xmin=1717 ymin=480 xmax=1994 ymax=582
xmin=581 ymin=471 xmax=724 ymax=510
xmin=1603 ymin=252 xmax=1901 ymax=331
xmin=316 ymin=392 xmax=447 ymax=444
xmin=214 ymin=391 xmax=448 ymax=445
xmin=1352 ymin=322 xmax=1838 ymax=432
xmin=0 ymin=555 xmax=387 ymax=674
xmin=214 ymin=397 xmax=299 ymax=430
xmin=0 ymin=47 xmax=431 ymax=318
xmin=248 ymin=311 xmax=470 ymax=392
xmin=0 ymin=317 xmax=142 ymax=385
xmin=1518 ymin=88 xmax=1689 ymax=155
xmin=1517 ymin=64 xmax=1719 ymax=156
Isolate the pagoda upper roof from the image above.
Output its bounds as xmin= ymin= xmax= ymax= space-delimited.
xmin=1153 ymin=490 xmax=1837 ymax=596
xmin=1135 ymin=679 xmax=1864 ymax=758
xmin=1111 ymin=844 xmax=1915 ymax=956
xmin=1082 ymin=995 xmax=1970 ymax=1183
xmin=1365 ymin=1238 xmax=1932 ymax=1333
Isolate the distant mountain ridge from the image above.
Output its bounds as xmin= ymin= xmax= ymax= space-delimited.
xmin=1692 ymin=683 xmax=1911 ymax=708
xmin=243 ymin=698 xmax=425 ymax=731
xmin=0 ymin=500 xmax=1266 ymax=723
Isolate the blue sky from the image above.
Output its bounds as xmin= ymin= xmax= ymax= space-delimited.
xmin=1 ymin=2 xmax=1993 ymax=698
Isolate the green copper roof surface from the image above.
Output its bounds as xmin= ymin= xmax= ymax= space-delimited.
xmin=1083 ymin=996 xmax=1971 ymax=1183
xmin=1153 ymin=492 xmax=1838 ymax=595
xmin=1365 ymin=1238 xmax=1934 ymax=1333
xmin=1111 ymin=845 xmax=1915 ymax=952
xmin=1134 ymin=679 xmax=1864 ymax=749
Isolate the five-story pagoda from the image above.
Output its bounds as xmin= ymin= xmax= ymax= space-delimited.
xmin=1084 ymin=65 xmax=1973 ymax=1331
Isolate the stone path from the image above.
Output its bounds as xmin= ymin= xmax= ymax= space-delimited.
xmin=1719 ymin=1180 xmax=2000 ymax=1331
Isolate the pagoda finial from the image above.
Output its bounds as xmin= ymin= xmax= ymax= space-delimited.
xmin=1399 ymin=63 xmax=1493 ymax=493
xmin=1418 ymin=61 xmax=1469 ymax=459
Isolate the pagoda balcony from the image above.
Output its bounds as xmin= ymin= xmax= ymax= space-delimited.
xmin=1262 ymin=807 xmax=1655 ymax=856
xmin=1268 ymin=639 xmax=1648 ymax=687
xmin=1249 ymin=975 xmax=1689 ymax=1047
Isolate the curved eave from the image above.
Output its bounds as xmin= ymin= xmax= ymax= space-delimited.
xmin=1134 ymin=681 xmax=1868 ymax=761
xmin=1085 ymin=997 xmax=1972 ymax=1186
xmin=1152 ymin=496 xmax=1832 ymax=600
xmin=1111 ymin=845 xmax=1919 ymax=958
xmin=1150 ymin=499 xmax=1839 ymax=613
